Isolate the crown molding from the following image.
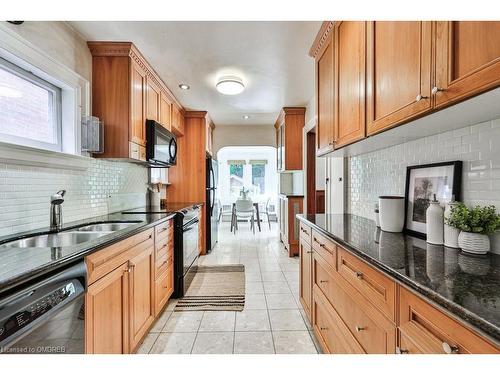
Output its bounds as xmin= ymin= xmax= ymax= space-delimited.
xmin=309 ymin=21 xmax=335 ymax=58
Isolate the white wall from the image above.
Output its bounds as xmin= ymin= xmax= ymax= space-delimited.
xmin=0 ymin=22 xmax=149 ymax=237
xmin=345 ymin=118 xmax=500 ymax=254
xmin=213 ymin=125 xmax=276 ymax=156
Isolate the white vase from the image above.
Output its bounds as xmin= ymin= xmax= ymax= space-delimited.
xmin=378 ymin=196 xmax=405 ymax=233
xmin=426 ymin=197 xmax=444 ymax=245
xmin=444 ymin=201 xmax=460 ymax=248
xmin=458 ymin=231 xmax=490 ymax=255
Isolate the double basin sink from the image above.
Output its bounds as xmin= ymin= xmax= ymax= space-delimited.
xmin=0 ymin=221 xmax=142 ymax=249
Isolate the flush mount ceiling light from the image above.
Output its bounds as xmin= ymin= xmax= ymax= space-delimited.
xmin=178 ymin=83 xmax=190 ymax=90
xmin=216 ymin=76 xmax=245 ymax=95
xmin=242 ymin=115 xmax=250 ymax=119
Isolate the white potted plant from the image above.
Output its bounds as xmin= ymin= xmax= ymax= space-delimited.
xmin=445 ymin=203 xmax=500 ymax=255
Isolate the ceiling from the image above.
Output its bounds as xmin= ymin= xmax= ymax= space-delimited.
xmin=69 ymin=21 xmax=321 ymax=126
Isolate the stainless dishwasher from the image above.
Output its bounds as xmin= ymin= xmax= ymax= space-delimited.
xmin=0 ymin=262 xmax=86 ymax=354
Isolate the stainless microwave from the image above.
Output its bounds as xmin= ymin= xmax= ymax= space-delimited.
xmin=145 ymin=119 xmax=177 ymax=167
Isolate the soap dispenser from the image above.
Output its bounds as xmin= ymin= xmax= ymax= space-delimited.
xmin=426 ymin=194 xmax=444 ymax=245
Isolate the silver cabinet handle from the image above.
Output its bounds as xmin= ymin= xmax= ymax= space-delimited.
xmin=416 ymin=94 xmax=428 ymax=101
xmin=431 ymin=86 xmax=445 ymax=95
xmin=320 ymin=327 xmax=328 ymax=331
xmin=319 ymin=243 xmax=325 ymax=248
xmin=306 ymin=250 xmax=313 ymax=254
xmin=319 ymin=280 xmax=328 ymax=284
xmin=396 ymin=347 xmax=409 ymax=354
xmin=442 ymin=342 xmax=459 ymax=354
xmin=355 ymin=326 xmax=365 ymax=332
xmin=355 ymin=271 xmax=363 ymax=279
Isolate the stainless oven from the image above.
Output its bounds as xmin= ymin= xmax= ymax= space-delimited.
xmin=0 ymin=262 xmax=86 ymax=354
xmin=173 ymin=205 xmax=201 ymax=297
xmin=145 ymin=119 xmax=177 ymax=167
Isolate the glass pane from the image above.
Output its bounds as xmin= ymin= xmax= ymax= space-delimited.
xmin=229 ymin=164 xmax=244 ymax=197
xmin=0 ymin=66 xmax=55 ymax=144
xmin=252 ymin=164 xmax=266 ymax=194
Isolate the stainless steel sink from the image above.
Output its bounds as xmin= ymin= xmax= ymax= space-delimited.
xmin=0 ymin=231 xmax=111 ymax=249
xmin=75 ymin=221 xmax=141 ymax=232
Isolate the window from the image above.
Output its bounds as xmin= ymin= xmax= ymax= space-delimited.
xmin=229 ymin=162 xmax=244 ymax=197
xmin=252 ymin=164 xmax=266 ymax=194
xmin=0 ymin=56 xmax=62 ymax=152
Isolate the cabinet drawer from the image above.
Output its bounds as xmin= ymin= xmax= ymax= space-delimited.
xmin=311 ymin=230 xmax=337 ymax=270
xmin=155 ymin=252 xmax=173 ymax=279
xmin=312 ymin=286 xmax=365 ymax=354
xmin=299 ymin=222 xmax=312 ymax=244
xmin=86 ymin=228 xmax=154 ymax=285
xmin=399 ymin=288 xmax=499 ymax=354
xmin=312 ymin=252 xmax=336 ymax=308
xmin=155 ymin=235 xmax=173 ymax=259
xmin=328 ymin=275 xmax=396 ymax=353
xmin=337 ymin=247 xmax=396 ymax=321
xmin=155 ymin=220 xmax=173 ymax=240
xmin=154 ymin=265 xmax=173 ymax=316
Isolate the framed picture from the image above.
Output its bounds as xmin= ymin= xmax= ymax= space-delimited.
xmin=404 ymin=161 xmax=462 ymax=239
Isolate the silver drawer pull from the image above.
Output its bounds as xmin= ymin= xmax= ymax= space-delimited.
xmin=319 ymin=243 xmax=325 ymax=248
xmin=355 ymin=326 xmax=365 ymax=332
xmin=396 ymin=347 xmax=409 ymax=354
xmin=320 ymin=327 xmax=328 ymax=331
xmin=355 ymin=271 xmax=363 ymax=279
xmin=306 ymin=250 xmax=313 ymax=254
xmin=319 ymin=280 xmax=328 ymax=284
xmin=442 ymin=342 xmax=459 ymax=354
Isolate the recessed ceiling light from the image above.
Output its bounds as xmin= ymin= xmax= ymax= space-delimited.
xmin=179 ymin=83 xmax=190 ymax=90
xmin=242 ymin=115 xmax=250 ymax=119
xmin=216 ymin=76 xmax=245 ymax=95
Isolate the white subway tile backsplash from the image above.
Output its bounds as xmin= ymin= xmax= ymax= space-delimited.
xmin=0 ymin=158 xmax=148 ymax=236
xmin=347 ymin=117 xmax=500 ymax=254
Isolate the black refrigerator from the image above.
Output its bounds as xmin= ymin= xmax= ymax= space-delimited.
xmin=206 ymin=156 xmax=219 ymax=252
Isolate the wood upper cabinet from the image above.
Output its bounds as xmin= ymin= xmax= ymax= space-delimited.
xmin=146 ymin=77 xmax=161 ymax=122
xmin=160 ymin=91 xmax=172 ymax=131
xmin=85 ymin=263 xmax=130 ymax=354
xmin=88 ymin=42 xmax=183 ymax=159
xmin=334 ymin=21 xmax=366 ymax=148
xmin=130 ymin=61 xmax=147 ymax=146
xmin=434 ymin=21 xmax=500 ymax=108
xmin=171 ymin=103 xmax=184 ymax=136
xmin=274 ymin=107 xmax=306 ymax=171
xmin=315 ymin=24 xmax=335 ymax=156
xmin=128 ymin=245 xmax=155 ymax=352
xmin=366 ymin=22 xmax=433 ymax=135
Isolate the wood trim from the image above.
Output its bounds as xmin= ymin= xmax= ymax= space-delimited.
xmin=309 ymin=21 xmax=336 ymax=58
xmin=184 ymin=110 xmax=208 ymax=118
xmin=306 ymin=131 xmax=316 ymax=215
xmin=87 ymin=41 xmax=183 ymax=109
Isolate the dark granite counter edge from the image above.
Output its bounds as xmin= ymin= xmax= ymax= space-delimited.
xmin=0 ymin=213 xmax=177 ymax=295
xmin=296 ymin=215 xmax=500 ymax=344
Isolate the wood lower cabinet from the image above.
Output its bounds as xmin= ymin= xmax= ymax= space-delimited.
xmin=128 ymin=245 xmax=155 ymax=352
xmin=435 ymin=21 xmax=500 ymax=108
xmin=299 ymin=220 xmax=500 ymax=354
xmin=299 ymin=232 xmax=313 ymax=320
xmin=278 ymin=195 xmax=303 ymax=256
xmin=85 ymin=263 xmax=130 ymax=354
xmin=85 ymin=219 xmax=174 ymax=354
xmin=366 ymin=21 xmax=433 ymax=135
xmin=334 ymin=21 xmax=366 ymax=148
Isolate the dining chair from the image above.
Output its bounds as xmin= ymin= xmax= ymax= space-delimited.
xmin=233 ymin=198 xmax=256 ymax=234
xmin=264 ymin=198 xmax=277 ymax=229
xmin=218 ymin=199 xmax=232 ymax=222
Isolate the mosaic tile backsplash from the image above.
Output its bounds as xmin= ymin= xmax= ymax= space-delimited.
xmin=347 ymin=117 xmax=500 ymax=254
xmin=0 ymin=158 xmax=148 ymax=237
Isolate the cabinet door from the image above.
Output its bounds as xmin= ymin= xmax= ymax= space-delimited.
xmin=128 ymin=245 xmax=155 ymax=351
xmin=334 ymin=21 xmax=366 ymax=148
xmin=160 ymin=91 xmax=172 ymax=131
xmin=435 ymin=21 xmax=500 ymax=108
xmin=146 ymin=77 xmax=161 ymax=122
xmin=366 ymin=22 xmax=432 ymax=135
xmin=299 ymin=239 xmax=313 ymax=320
xmin=171 ymin=104 xmax=184 ymax=136
xmin=85 ymin=263 xmax=129 ymax=354
xmin=130 ymin=62 xmax=146 ymax=146
xmin=316 ymin=31 xmax=335 ymax=156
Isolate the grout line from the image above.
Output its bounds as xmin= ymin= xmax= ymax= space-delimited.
xmin=189 ymin=311 xmax=204 ymax=354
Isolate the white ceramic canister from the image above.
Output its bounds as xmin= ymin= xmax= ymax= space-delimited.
xmin=444 ymin=200 xmax=460 ymax=248
xmin=374 ymin=203 xmax=380 ymax=227
xmin=378 ymin=196 xmax=405 ymax=233
xmin=426 ymin=194 xmax=444 ymax=245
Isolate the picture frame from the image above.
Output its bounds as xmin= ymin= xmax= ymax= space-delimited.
xmin=404 ymin=161 xmax=462 ymax=239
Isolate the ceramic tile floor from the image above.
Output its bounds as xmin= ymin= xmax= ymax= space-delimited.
xmin=138 ymin=221 xmax=321 ymax=354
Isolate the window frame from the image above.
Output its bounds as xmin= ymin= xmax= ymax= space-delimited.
xmin=0 ymin=56 xmax=62 ymax=152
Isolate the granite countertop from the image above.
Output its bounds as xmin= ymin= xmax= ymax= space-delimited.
xmin=0 ymin=210 xmax=179 ymax=295
xmin=297 ymin=213 xmax=500 ymax=342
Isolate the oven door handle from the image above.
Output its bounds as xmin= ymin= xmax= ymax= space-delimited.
xmin=183 ymin=218 xmax=199 ymax=232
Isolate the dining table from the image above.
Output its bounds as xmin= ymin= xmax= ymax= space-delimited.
xmin=231 ymin=202 xmax=262 ymax=232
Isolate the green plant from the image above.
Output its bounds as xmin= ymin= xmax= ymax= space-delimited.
xmin=445 ymin=203 xmax=500 ymax=235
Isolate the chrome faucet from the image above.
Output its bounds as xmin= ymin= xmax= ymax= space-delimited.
xmin=50 ymin=190 xmax=66 ymax=231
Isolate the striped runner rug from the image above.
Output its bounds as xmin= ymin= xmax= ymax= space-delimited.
xmin=175 ymin=265 xmax=245 ymax=311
